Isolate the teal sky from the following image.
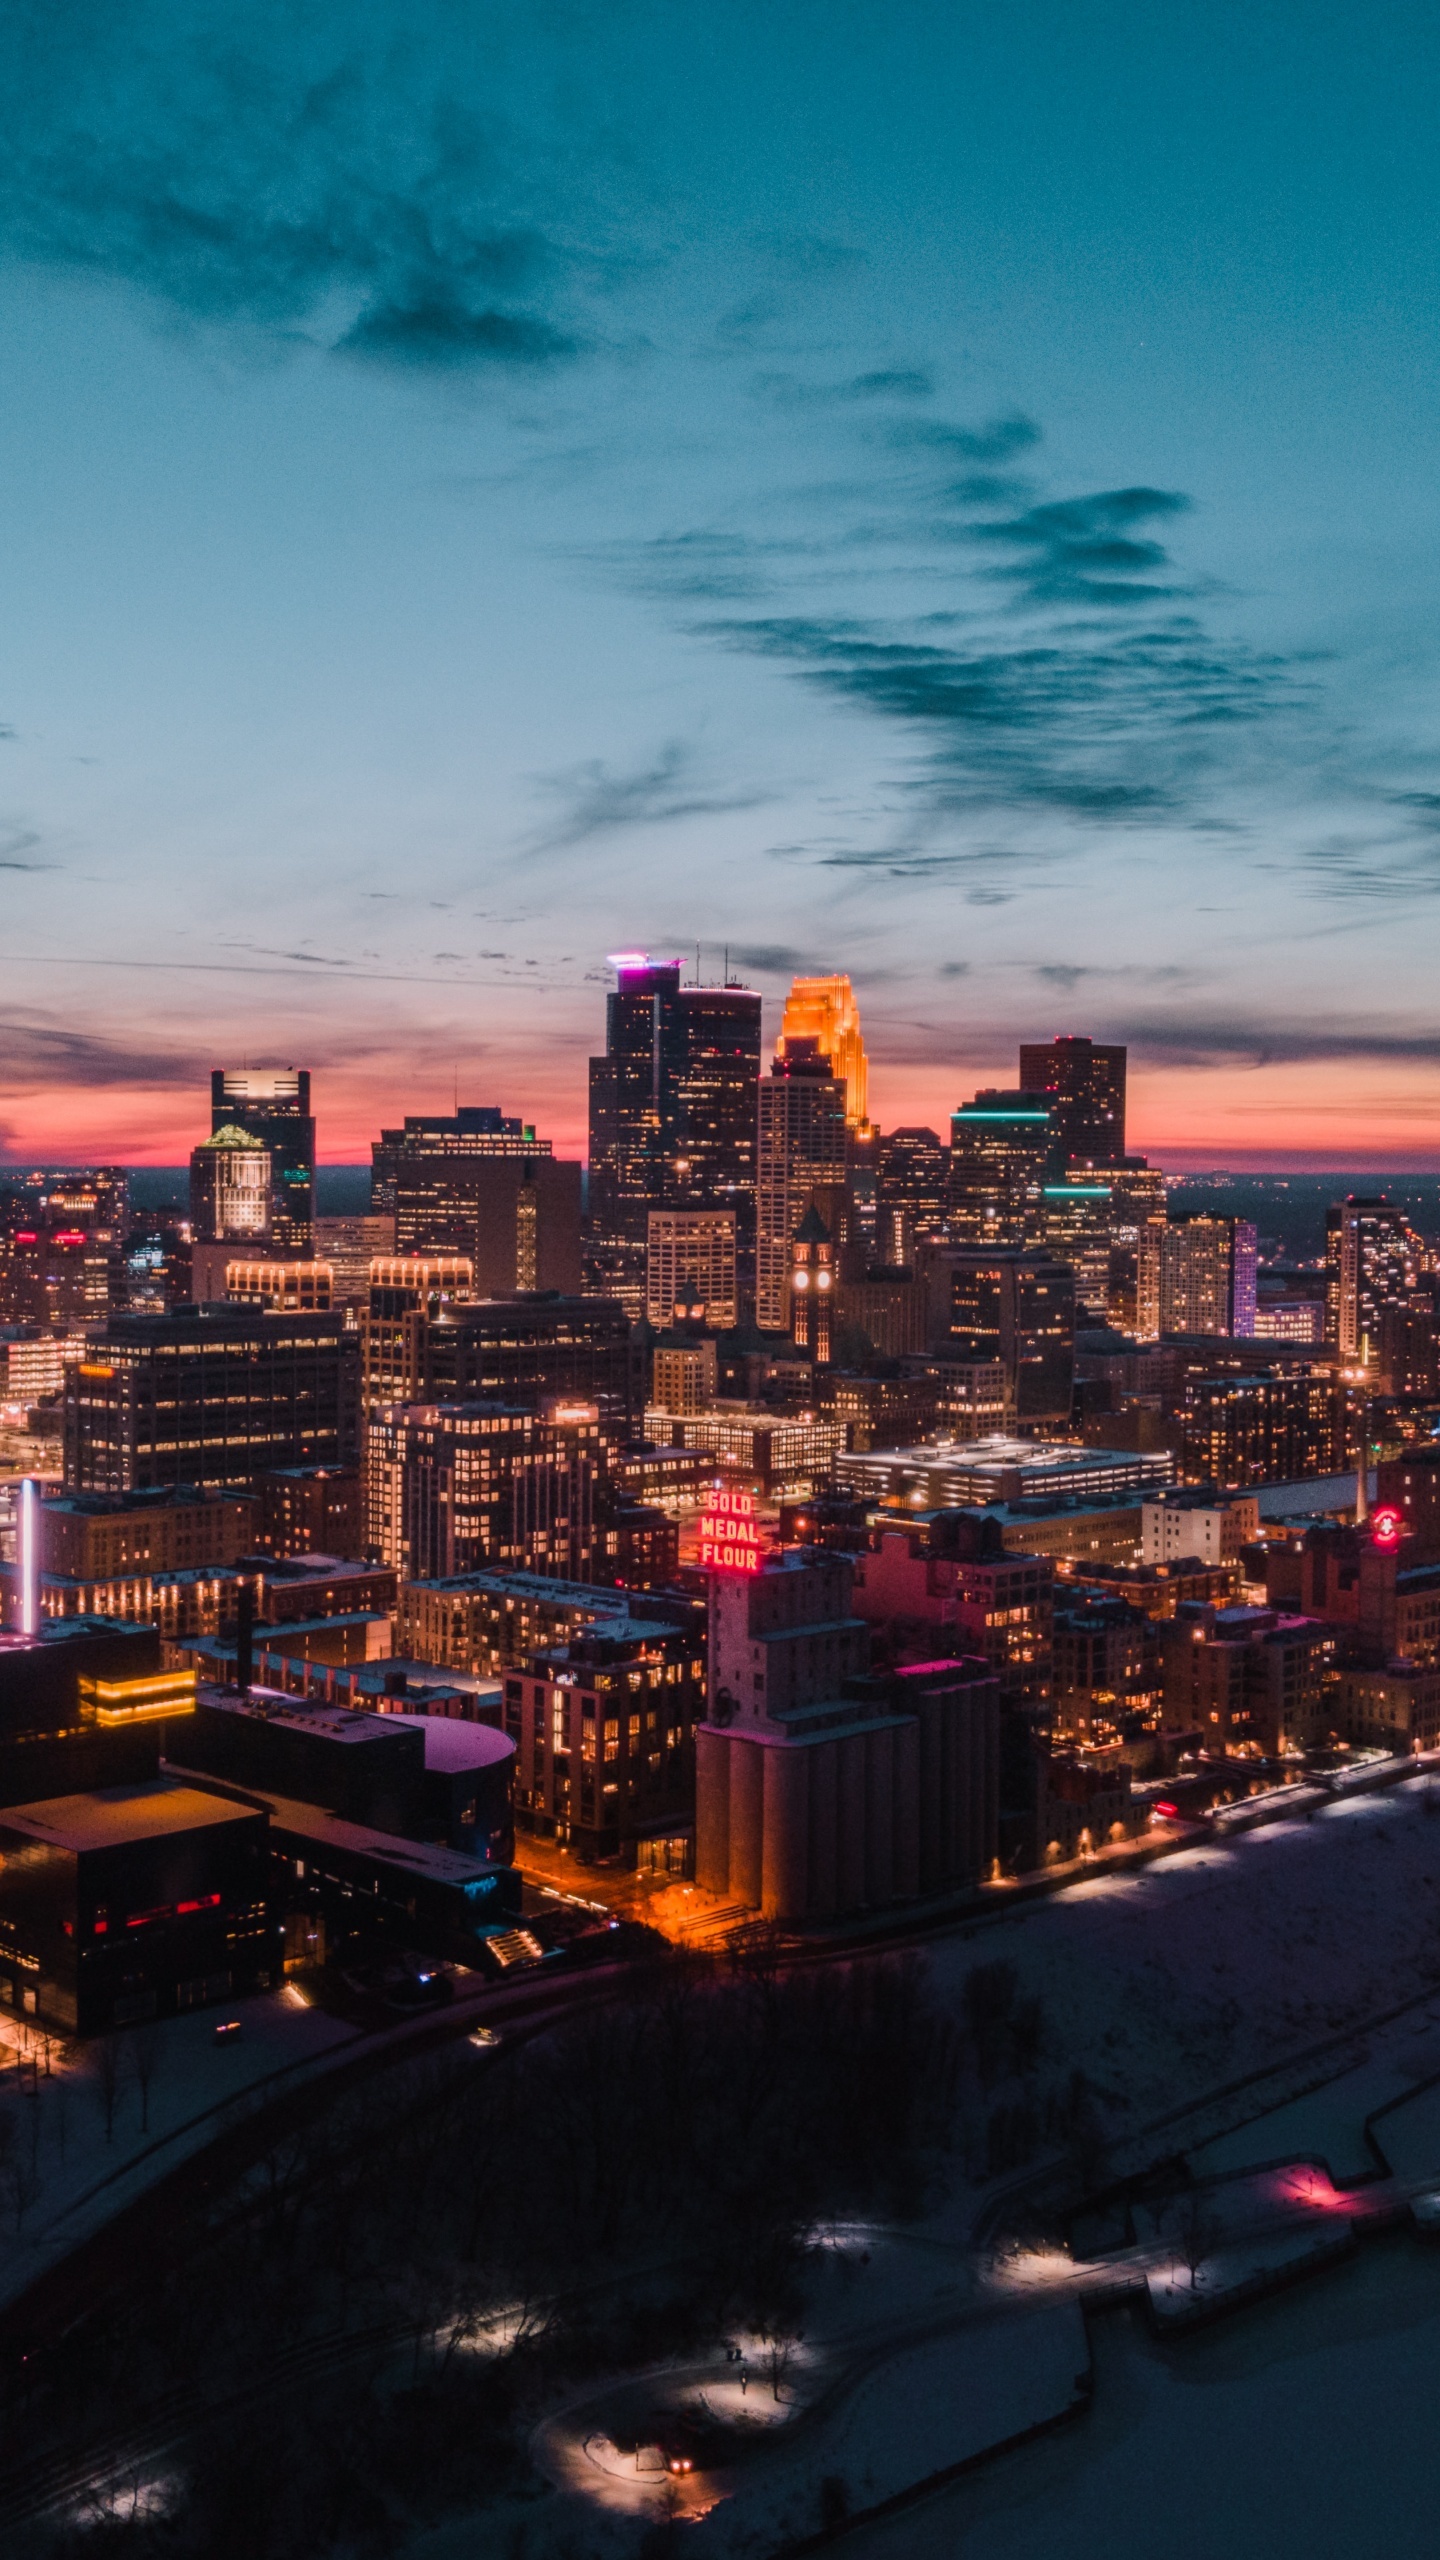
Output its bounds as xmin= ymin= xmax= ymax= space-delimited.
xmin=3 ymin=0 xmax=1440 ymax=1165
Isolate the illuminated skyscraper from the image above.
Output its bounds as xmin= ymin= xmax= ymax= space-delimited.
xmin=1325 ymin=1196 xmax=1420 ymax=1364
xmin=776 ymin=974 xmax=869 ymax=1126
xmin=370 ymin=1107 xmax=548 ymax=1217
xmin=1018 ymin=1037 xmax=1127 ymax=1166
xmin=1136 ymin=1215 xmax=1258 ymax=1340
xmin=645 ymin=1209 xmax=738 ymax=1332
xmin=948 ymin=1092 xmax=1052 ymax=1246
xmin=756 ymin=1041 xmax=848 ymax=1332
xmin=875 ymin=1127 xmax=950 ymax=1265
xmin=587 ymin=960 xmax=762 ymax=1258
xmin=211 ymin=1069 xmax=314 ymax=1250
xmin=189 ymin=1126 xmax=271 ymax=1243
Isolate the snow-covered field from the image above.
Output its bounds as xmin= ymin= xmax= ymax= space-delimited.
xmin=925 ymin=1780 xmax=1440 ymax=2170
xmin=842 ymin=2238 xmax=1440 ymax=2560
xmin=0 ymin=1984 xmax=357 ymax=2310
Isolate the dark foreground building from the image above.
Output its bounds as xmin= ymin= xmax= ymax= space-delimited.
xmin=0 ymin=1779 xmax=277 ymax=2034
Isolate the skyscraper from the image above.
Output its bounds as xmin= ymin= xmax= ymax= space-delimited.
xmin=645 ymin=1209 xmax=738 ymax=1332
xmin=63 ymin=1306 xmax=359 ymax=1493
xmin=922 ymin=1246 xmax=1076 ymax=1420
xmin=756 ymin=1040 xmax=848 ymax=1332
xmin=776 ymin=974 xmax=869 ymax=1126
xmin=1137 ymin=1215 xmax=1259 ymax=1340
xmin=1325 ymin=1196 xmax=1421 ymax=1364
xmin=370 ymin=1106 xmax=549 ymax=1217
xmin=211 ymin=1070 xmax=315 ymax=1250
xmin=875 ymin=1127 xmax=950 ymax=1264
xmin=587 ymin=960 xmax=762 ymax=1254
xmin=1018 ymin=1036 xmax=1127 ymax=1166
xmin=189 ymin=1127 xmax=271 ymax=1243
xmin=948 ymin=1092 xmax=1052 ymax=1246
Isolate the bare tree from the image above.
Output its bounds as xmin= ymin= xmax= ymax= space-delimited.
xmin=761 ymin=2330 xmax=798 ymax=2403
xmin=1176 ymin=2187 xmax=1214 ymax=2292
xmin=94 ymin=2032 xmax=125 ymax=2143
xmin=128 ymin=2025 xmax=164 ymax=2134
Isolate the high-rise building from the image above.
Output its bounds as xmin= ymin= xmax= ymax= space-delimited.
xmin=1179 ymin=1370 xmax=1351 ymax=1486
xmin=776 ymin=975 xmax=869 ymax=1126
xmin=756 ymin=1041 xmax=848 ymax=1332
xmin=948 ymin=1092 xmax=1052 ymax=1246
xmin=1325 ymin=1196 xmax=1421 ymax=1365
xmin=313 ymin=1214 xmax=395 ymax=1309
xmin=1041 ymin=1160 xmax=1167 ymax=1324
xmin=875 ymin=1127 xmax=950 ymax=1264
xmin=645 ymin=1209 xmax=738 ymax=1332
xmin=0 ymin=1219 xmax=113 ymax=1332
xmin=211 ymin=1070 xmax=315 ymax=1250
xmin=587 ymin=961 xmax=763 ymax=1255
xmin=1137 ymin=1215 xmax=1258 ymax=1341
xmin=1018 ymin=1036 xmax=1127 ymax=1166
xmin=372 ymin=1106 xmax=549 ymax=1211
xmin=669 ymin=983 xmax=764 ymax=1233
xmin=189 ymin=1127 xmax=271 ymax=1245
xmin=395 ymin=1149 xmax=582 ymax=1296
xmin=39 ymin=1172 xmax=129 ymax=1249
xmin=62 ymin=1307 xmax=359 ymax=1494
xmin=789 ymin=1202 xmax=837 ymax=1364
xmin=921 ymin=1245 xmax=1076 ymax=1419
xmin=222 ymin=1259 xmax=334 ymax=1313
xmin=360 ymin=1255 xmax=474 ymax=1419
xmin=366 ymin=1399 xmax=608 ymax=1581
xmin=422 ymin=1295 xmax=637 ymax=1437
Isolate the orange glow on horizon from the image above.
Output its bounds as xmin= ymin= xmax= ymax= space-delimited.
xmin=3 ymin=1044 xmax=1439 ymax=1173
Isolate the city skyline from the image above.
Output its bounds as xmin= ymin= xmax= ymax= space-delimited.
xmin=4 ymin=4 xmax=1440 ymax=1170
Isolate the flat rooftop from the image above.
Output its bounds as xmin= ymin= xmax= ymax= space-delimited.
xmin=216 ymin=1783 xmax=502 ymax=1887
xmin=195 ymin=1685 xmax=413 ymax=1748
xmin=0 ymin=1779 xmax=258 ymax=1855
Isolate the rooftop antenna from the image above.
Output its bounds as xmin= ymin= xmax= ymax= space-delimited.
xmin=695 ymin=942 xmax=701 ymax=986
xmin=723 ymin=944 xmax=729 ymax=986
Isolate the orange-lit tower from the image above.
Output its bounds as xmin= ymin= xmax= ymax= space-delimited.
xmin=777 ymin=974 xmax=869 ymax=1128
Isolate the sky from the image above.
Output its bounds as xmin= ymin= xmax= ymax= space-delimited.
xmin=3 ymin=0 xmax=1440 ymax=1170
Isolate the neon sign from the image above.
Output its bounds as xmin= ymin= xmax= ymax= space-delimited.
xmin=1372 ymin=1506 xmax=1403 ymax=1549
xmin=699 ymin=1486 xmax=763 ymax=1574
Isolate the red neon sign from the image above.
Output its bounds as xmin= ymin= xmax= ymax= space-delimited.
xmin=699 ymin=1486 xmax=763 ymax=1575
xmin=1372 ymin=1506 xmax=1403 ymax=1549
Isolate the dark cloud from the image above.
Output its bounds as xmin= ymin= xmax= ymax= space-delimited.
xmin=971 ymin=487 xmax=1191 ymax=607
xmin=889 ymin=413 xmax=1042 ymax=463
xmin=729 ymin=944 xmax=814 ymax=974
xmin=0 ymin=1017 xmax=204 ymax=1089
xmin=340 ymin=297 xmax=574 ymax=369
xmin=844 ymin=368 xmax=935 ymax=401
xmin=525 ymin=741 xmax=770 ymax=852
xmin=1034 ymin=964 xmax=1090 ymax=988
xmin=1122 ymin=1014 xmax=1440 ymax=1068
xmin=0 ymin=2 xmax=599 ymax=370
xmin=700 ymin=613 xmax=1294 ymax=824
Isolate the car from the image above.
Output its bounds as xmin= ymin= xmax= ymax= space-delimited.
xmin=213 ymin=2018 xmax=242 ymax=2041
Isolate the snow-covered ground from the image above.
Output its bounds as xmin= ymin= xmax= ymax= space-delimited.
xmin=0 ymin=1984 xmax=357 ymax=2310
xmin=924 ymin=1780 xmax=1440 ymax=2180
xmin=840 ymin=2239 xmax=1440 ymax=2560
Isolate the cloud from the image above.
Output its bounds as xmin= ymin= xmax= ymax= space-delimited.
xmin=0 ymin=1016 xmax=205 ymax=1089
xmin=524 ymin=741 xmax=771 ymax=851
xmin=0 ymin=1 xmax=604 ymax=371
xmin=1121 ymin=1013 xmax=1440 ymax=1069
xmin=729 ymin=944 xmax=814 ymax=975
xmin=971 ymin=487 xmax=1191 ymax=607
xmin=889 ymin=412 xmax=1042 ymax=463
xmin=844 ymin=368 xmax=935 ymax=401
xmin=700 ymin=612 xmax=1295 ymax=824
